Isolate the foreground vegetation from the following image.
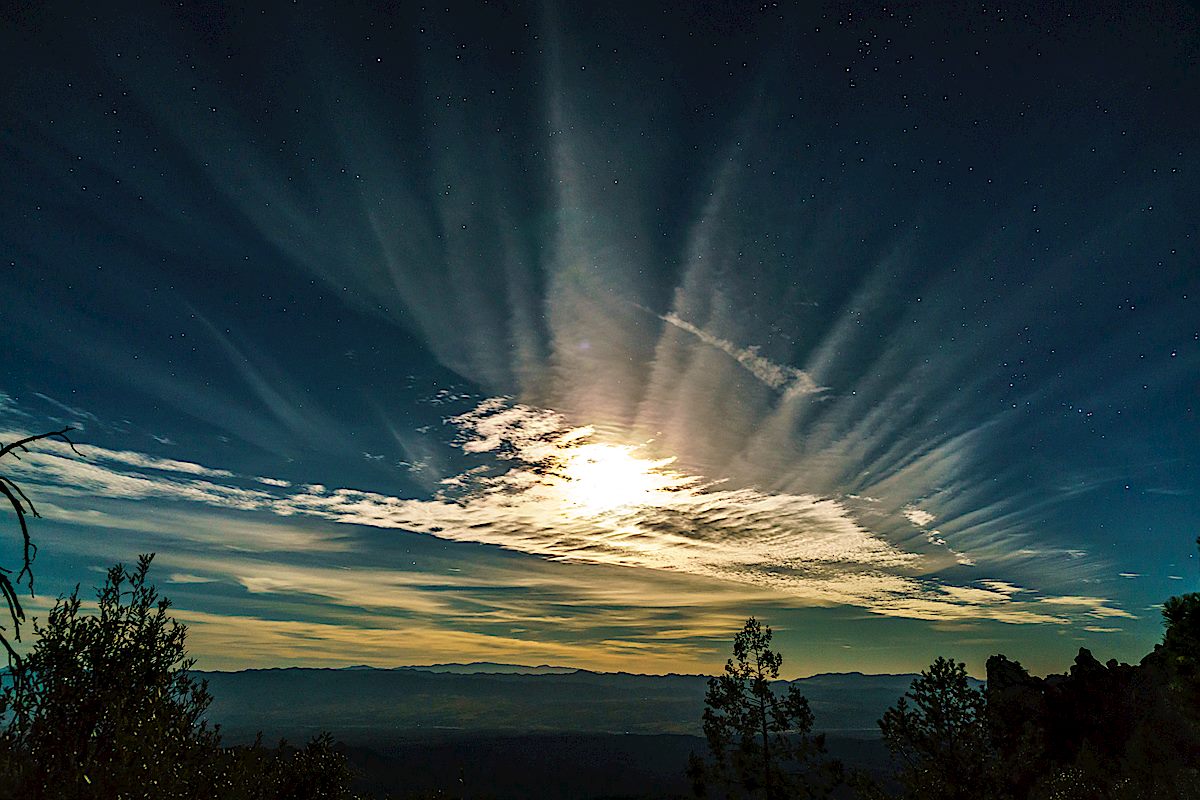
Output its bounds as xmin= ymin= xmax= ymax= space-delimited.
xmin=0 ymin=429 xmax=364 ymax=798
xmin=0 ymin=554 xmax=361 ymax=798
xmin=692 ymin=588 xmax=1200 ymax=799
xmin=4 ymin=429 xmax=1200 ymax=798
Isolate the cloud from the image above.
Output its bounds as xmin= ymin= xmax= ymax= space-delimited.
xmin=37 ymin=501 xmax=352 ymax=554
xmin=767 ymin=571 xmax=1069 ymax=626
xmin=272 ymin=399 xmax=920 ymax=582
xmin=902 ymin=506 xmax=936 ymax=527
xmin=659 ymin=313 xmax=827 ymax=399
xmin=1037 ymin=595 xmax=1136 ymax=620
xmin=256 ymin=476 xmax=292 ymax=488
xmin=0 ymin=392 xmax=31 ymax=418
xmin=168 ymin=573 xmax=217 ymax=584
xmin=31 ymin=392 xmax=101 ymax=427
xmin=176 ymin=606 xmax=725 ymax=673
xmin=5 ymin=447 xmax=271 ymax=512
xmin=141 ymin=547 xmax=772 ymax=671
xmin=90 ymin=448 xmax=236 ymax=479
xmin=4 ymin=397 xmax=1133 ymax=630
xmin=979 ymin=580 xmax=1025 ymax=594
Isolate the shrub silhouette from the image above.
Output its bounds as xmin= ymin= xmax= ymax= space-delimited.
xmin=0 ymin=554 xmax=363 ymax=799
xmin=224 ymin=732 xmax=359 ymax=800
xmin=0 ymin=554 xmax=224 ymax=798
xmin=0 ymin=427 xmax=364 ymax=798
xmin=690 ymin=617 xmax=840 ymax=799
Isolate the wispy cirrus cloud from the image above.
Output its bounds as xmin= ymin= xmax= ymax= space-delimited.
xmin=36 ymin=501 xmax=352 ymax=554
xmin=0 ymin=392 xmax=31 ymax=419
xmin=658 ymin=313 xmax=827 ymax=399
xmin=121 ymin=546 xmax=772 ymax=671
xmin=0 ymin=396 xmax=1134 ymax=631
xmin=167 ymin=573 xmax=217 ymax=585
xmin=31 ymin=392 xmax=102 ymax=428
xmin=176 ymin=606 xmax=726 ymax=673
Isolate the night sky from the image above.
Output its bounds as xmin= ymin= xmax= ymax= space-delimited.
xmin=2 ymin=0 xmax=1197 ymax=677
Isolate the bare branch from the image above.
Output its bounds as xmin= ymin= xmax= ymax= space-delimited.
xmin=0 ymin=571 xmax=26 ymax=673
xmin=1 ymin=476 xmax=39 ymax=518
xmin=0 ymin=429 xmax=80 ymax=460
xmin=0 ymin=481 xmax=36 ymax=588
xmin=0 ymin=426 xmax=83 ymax=668
xmin=0 ymin=572 xmax=24 ymax=634
xmin=0 ymin=633 xmax=21 ymax=672
xmin=0 ymin=426 xmax=79 ymax=460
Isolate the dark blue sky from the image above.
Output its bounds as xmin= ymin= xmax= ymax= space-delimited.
xmin=1 ymin=0 xmax=1197 ymax=675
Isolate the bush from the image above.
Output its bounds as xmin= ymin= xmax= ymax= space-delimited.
xmin=0 ymin=554 xmax=364 ymax=799
xmin=1 ymin=554 xmax=223 ymax=797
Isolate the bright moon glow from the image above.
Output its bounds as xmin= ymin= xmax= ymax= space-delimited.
xmin=558 ymin=442 xmax=692 ymax=515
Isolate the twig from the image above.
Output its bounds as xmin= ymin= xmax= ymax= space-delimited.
xmin=0 ymin=426 xmax=82 ymax=668
xmin=0 ymin=426 xmax=79 ymax=460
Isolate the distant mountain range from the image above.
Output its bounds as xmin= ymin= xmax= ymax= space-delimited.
xmin=199 ymin=666 xmax=954 ymax=798
xmin=341 ymin=662 xmax=581 ymax=675
xmin=200 ymin=665 xmax=970 ymax=743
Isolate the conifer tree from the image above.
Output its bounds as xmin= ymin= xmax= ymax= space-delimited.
xmin=692 ymin=617 xmax=839 ymax=799
xmin=878 ymin=656 xmax=994 ymax=800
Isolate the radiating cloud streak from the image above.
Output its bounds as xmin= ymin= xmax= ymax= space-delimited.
xmin=0 ymin=0 xmax=1192 ymax=677
xmin=2 ymin=1 xmax=1167 ymax=617
xmin=659 ymin=313 xmax=827 ymax=398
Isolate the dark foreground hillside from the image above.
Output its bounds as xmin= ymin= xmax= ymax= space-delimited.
xmin=339 ymin=732 xmax=888 ymax=800
xmin=345 ymin=733 xmax=701 ymax=799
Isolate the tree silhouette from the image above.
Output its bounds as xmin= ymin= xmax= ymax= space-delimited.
xmin=0 ymin=427 xmax=79 ymax=665
xmin=0 ymin=427 xmax=366 ymax=798
xmin=691 ymin=617 xmax=838 ymax=799
xmin=878 ymin=656 xmax=994 ymax=800
xmin=1 ymin=554 xmax=223 ymax=798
